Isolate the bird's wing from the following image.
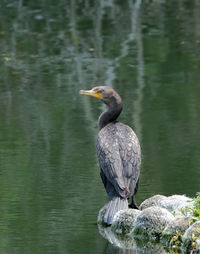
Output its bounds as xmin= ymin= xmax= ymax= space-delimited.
xmin=118 ymin=123 xmax=141 ymax=195
xmin=100 ymin=169 xmax=107 ymax=189
xmin=97 ymin=123 xmax=138 ymax=198
xmin=97 ymin=140 xmax=127 ymax=198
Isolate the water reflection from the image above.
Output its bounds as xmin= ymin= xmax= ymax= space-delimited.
xmin=98 ymin=225 xmax=168 ymax=254
xmin=0 ymin=0 xmax=200 ymax=253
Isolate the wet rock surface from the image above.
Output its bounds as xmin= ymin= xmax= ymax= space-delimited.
xmin=98 ymin=194 xmax=200 ymax=253
xmin=133 ymin=206 xmax=175 ymax=241
xmin=182 ymin=221 xmax=200 ymax=252
xmin=139 ymin=195 xmax=167 ymax=210
xmin=111 ymin=209 xmax=141 ymax=235
xmin=161 ymin=216 xmax=191 ymax=245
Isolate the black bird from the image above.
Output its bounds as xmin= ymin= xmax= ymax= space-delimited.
xmin=80 ymin=86 xmax=141 ymax=225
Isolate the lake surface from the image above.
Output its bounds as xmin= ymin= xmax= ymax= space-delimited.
xmin=0 ymin=0 xmax=200 ymax=253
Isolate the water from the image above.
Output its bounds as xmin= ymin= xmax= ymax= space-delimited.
xmin=0 ymin=0 xmax=200 ymax=253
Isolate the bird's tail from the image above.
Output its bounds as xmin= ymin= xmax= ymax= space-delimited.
xmin=104 ymin=196 xmax=128 ymax=225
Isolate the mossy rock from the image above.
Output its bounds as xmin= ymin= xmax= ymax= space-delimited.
xmin=139 ymin=194 xmax=194 ymax=216
xmin=159 ymin=195 xmax=194 ymax=216
xmin=139 ymin=195 xmax=167 ymax=210
xmin=161 ymin=216 xmax=191 ymax=246
xmin=133 ymin=206 xmax=175 ymax=242
xmin=182 ymin=220 xmax=200 ymax=253
xmin=111 ymin=209 xmax=141 ymax=235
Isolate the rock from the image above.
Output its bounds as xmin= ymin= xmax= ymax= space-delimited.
xmin=97 ymin=193 xmax=199 ymax=252
xmin=161 ymin=216 xmax=191 ymax=246
xmin=159 ymin=195 xmax=194 ymax=216
xmin=139 ymin=195 xmax=167 ymax=210
xmin=97 ymin=198 xmax=128 ymax=225
xmin=139 ymin=194 xmax=194 ymax=217
xmin=182 ymin=221 xmax=200 ymax=253
xmin=133 ymin=206 xmax=175 ymax=241
xmin=111 ymin=209 xmax=141 ymax=235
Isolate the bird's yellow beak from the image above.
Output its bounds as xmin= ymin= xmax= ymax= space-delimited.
xmin=79 ymin=89 xmax=103 ymax=100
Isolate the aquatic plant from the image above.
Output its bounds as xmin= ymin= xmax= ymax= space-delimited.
xmin=180 ymin=193 xmax=200 ymax=222
xmin=182 ymin=221 xmax=200 ymax=253
xmin=169 ymin=231 xmax=183 ymax=252
xmin=190 ymin=193 xmax=200 ymax=222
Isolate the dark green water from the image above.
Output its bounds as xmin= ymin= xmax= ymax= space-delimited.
xmin=0 ymin=0 xmax=200 ymax=253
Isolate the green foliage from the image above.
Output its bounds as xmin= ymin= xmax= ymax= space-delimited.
xmin=178 ymin=193 xmax=200 ymax=222
xmin=188 ymin=193 xmax=200 ymax=223
xmin=163 ymin=194 xmax=200 ymax=253
xmin=183 ymin=228 xmax=200 ymax=254
xmin=169 ymin=231 xmax=182 ymax=249
xmin=191 ymin=230 xmax=200 ymax=252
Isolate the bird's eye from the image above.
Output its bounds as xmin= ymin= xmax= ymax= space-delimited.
xmin=94 ymin=89 xmax=104 ymax=94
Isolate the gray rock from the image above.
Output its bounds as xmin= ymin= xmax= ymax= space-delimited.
xmin=139 ymin=195 xmax=167 ymax=210
xmin=161 ymin=216 xmax=191 ymax=245
xmin=133 ymin=206 xmax=175 ymax=241
xmin=97 ymin=199 xmax=128 ymax=225
xmin=139 ymin=194 xmax=194 ymax=217
xmin=159 ymin=195 xmax=194 ymax=216
xmin=111 ymin=209 xmax=141 ymax=235
xmin=182 ymin=221 xmax=200 ymax=252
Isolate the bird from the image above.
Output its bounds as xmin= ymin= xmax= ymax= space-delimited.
xmin=80 ymin=86 xmax=141 ymax=225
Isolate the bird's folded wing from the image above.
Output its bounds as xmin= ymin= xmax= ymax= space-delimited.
xmin=97 ymin=140 xmax=128 ymax=198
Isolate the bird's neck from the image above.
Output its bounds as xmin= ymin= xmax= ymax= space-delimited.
xmin=98 ymin=99 xmax=122 ymax=130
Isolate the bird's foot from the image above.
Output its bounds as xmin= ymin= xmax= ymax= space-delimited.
xmin=129 ymin=203 xmax=139 ymax=209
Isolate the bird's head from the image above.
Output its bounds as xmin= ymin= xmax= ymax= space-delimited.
xmin=79 ymin=86 xmax=121 ymax=106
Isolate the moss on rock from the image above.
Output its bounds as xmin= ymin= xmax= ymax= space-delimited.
xmin=182 ymin=221 xmax=200 ymax=253
xmin=111 ymin=209 xmax=141 ymax=235
xmin=139 ymin=195 xmax=167 ymax=210
xmin=159 ymin=195 xmax=194 ymax=216
xmin=161 ymin=216 xmax=191 ymax=246
xmin=133 ymin=206 xmax=175 ymax=241
xmin=97 ymin=193 xmax=200 ymax=252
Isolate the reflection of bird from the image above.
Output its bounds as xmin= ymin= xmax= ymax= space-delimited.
xmin=80 ymin=86 xmax=141 ymax=225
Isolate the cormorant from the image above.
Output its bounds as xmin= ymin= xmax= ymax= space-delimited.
xmin=80 ymin=86 xmax=141 ymax=225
